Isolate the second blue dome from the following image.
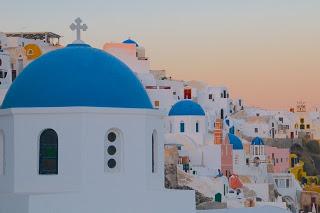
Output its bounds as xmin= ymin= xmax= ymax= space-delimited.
xmin=169 ymin=100 xmax=205 ymax=116
xmin=122 ymin=39 xmax=139 ymax=47
xmin=227 ymin=133 xmax=243 ymax=150
xmin=251 ymin=137 xmax=264 ymax=145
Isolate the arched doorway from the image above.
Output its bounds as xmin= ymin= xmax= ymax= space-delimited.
xmin=215 ymin=193 xmax=222 ymax=202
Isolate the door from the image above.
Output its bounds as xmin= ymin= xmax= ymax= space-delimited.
xmin=215 ymin=193 xmax=222 ymax=203
xmin=184 ymin=89 xmax=191 ymax=99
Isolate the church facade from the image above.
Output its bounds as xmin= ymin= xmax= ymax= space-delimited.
xmin=0 ymin=25 xmax=195 ymax=212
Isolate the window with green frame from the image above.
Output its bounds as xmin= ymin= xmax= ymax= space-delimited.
xmin=180 ymin=122 xmax=185 ymax=133
xmin=39 ymin=129 xmax=58 ymax=175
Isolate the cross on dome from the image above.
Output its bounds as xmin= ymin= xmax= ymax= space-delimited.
xmin=70 ymin=17 xmax=88 ymax=44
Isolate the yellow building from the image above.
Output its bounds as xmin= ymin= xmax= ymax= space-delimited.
xmin=289 ymin=154 xmax=320 ymax=193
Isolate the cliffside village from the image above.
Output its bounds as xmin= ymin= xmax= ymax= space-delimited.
xmin=1 ymin=27 xmax=320 ymax=213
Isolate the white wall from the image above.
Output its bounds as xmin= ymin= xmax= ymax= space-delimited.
xmin=0 ymin=107 xmax=196 ymax=213
xmin=245 ymin=183 xmax=269 ymax=201
xmin=169 ymin=115 xmax=207 ymax=146
xmin=203 ymin=144 xmax=221 ymax=173
xmin=104 ymin=44 xmax=150 ymax=74
xmin=0 ymin=130 xmax=4 ymax=175
xmin=232 ymin=150 xmax=246 ymax=174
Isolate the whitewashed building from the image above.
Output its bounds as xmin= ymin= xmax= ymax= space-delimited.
xmin=165 ymin=100 xmax=221 ymax=176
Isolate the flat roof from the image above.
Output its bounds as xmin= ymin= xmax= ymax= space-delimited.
xmin=5 ymin=32 xmax=62 ymax=40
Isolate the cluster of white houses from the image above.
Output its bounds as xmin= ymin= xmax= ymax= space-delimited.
xmin=0 ymin=25 xmax=318 ymax=212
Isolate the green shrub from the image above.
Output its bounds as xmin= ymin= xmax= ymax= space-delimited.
xmin=306 ymin=140 xmax=320 ymax=154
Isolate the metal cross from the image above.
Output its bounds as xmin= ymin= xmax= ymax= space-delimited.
xmin=70 ymin=18 xmax=88 ymax=43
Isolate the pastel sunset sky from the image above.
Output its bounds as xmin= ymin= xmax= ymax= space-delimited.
xmin=1 ymin=0 xmax=319 ymax=110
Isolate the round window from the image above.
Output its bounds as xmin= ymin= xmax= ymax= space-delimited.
xmin=107 ymin=145 xmax=117 ymax=155
xmin=107 ymin=132 xmax=117 ymax=142
xmin=107 ymin=159 xmax=116 ymax=168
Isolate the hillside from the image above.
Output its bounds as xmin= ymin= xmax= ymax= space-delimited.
xmin=290 ymin=139 xmax=320 ymax=177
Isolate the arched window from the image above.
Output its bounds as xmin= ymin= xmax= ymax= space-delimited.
xmin=105 ymin=129 xmax=122 ymax=172
xmin=152 ymin=130 xmax=158 ymax=173
xmin=169 ymin=122 xmax=173 ymax=133
xmin=180 ymin=122 xmax=185 ymax=133
xmin=196 ymin=122 xmax=199 ymax=133
xmin=0 ymin=130 xmax=4 ymax=175
xmin=39 ymin=129 xmax=58 ymax=175
xmin=255 ymin=146 xmax=258 ymax=156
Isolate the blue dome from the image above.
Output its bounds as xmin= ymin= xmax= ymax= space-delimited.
xmin=251 ymin=137 xmax=264 ymax=145
xmin=122 ymin=39 xmax=139 ymax=47
xmin=169 ymin=100 xmax=205 ymax=116
xmin=227 ymin=133 xmax=243 ymax=150
xmin=1 ymin=43 xmax=152 ymax=109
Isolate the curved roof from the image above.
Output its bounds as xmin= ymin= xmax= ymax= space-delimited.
xmin=168 ymin=100 xmax=205 ymax=116
xmin=227 ymin=133 xmax=243 ymax=150
xmin=2 ymin=43 xmax=152 ymax=109
xmin=122 ymin=39 xmax=139 ymax=47
xmin=251 ymin=137 xmax=264 ymax=145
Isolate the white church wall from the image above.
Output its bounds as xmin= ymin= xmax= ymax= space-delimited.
xmin=169 ymin=116 xmax=206 ymax=146
xmin=1 ymin=187 xmax=196 ymax=213
xmin=0 ymin=194 xmax=29 ymax=213
xmin=0 ymin=107 xmax=197 ymax=213
xmin=11 ymin=109 xmax=83 ymax=193
xmin=0 ymin=130 xmax=4 ymax=176
xmin=0 ymin=89 xmax=9 ymax=105
xmin=0 ymin=113 xmax=14 ymax=193
xmin=0 ymin=107 xmax=167 ymax=194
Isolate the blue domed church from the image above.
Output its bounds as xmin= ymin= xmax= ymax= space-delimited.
xmin=168 ymin=100 xmax=207 ymax=145
xmin=0 ymin=20 xmax=195 ymax=213
xmin=165 ymin=100 xmax=222 ymax=177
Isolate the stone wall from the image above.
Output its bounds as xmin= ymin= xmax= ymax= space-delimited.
xmin=164 ymin=146 xmax=179 ymax=188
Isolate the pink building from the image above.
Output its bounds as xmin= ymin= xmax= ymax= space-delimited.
xmin=265 ymin=146 xmax=290 ymax=173
xmin=221 ymin=137 xmax=233 ymax=177
xmin=214 ymin=119 xmax=233 ymax=177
